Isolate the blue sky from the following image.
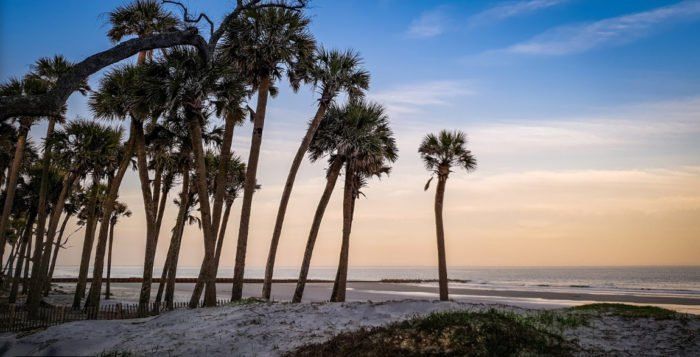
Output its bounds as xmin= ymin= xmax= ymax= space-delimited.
xmin=1 ymin=0 xmax=699 ymax=267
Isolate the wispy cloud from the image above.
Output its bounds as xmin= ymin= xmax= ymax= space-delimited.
xmin=468 ymin=0 xmax=566 ymax=27
xmin=370 ymin=80 xmax=474 ymax=115
xmin=406 ymin=7 xmax=449 ymax=38
xmin=506 ymin=0 xmax=700 ymax=55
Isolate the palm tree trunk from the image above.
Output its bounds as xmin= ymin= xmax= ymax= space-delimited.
xmin=186 ymin=107 xmax=218 ymax=308
xmin=0 ymin=120 xmax=30 ymax=263
xmin=134 ymin=121 xmax=158 ymax=312
xmin=105 ymin=220 xmax=115 ymax=300
xmin=154 ymin=182 xmax=169 ymax=242
xmin=26 ymin=118 xmax=56 ymax=315
xmin=46 ymin=212 xmax=72 ymax=296
xmin=73 ymin=173 xmax=101 ymax=309
xmin=213 ymin=200 xmax=233 ymax=268
xmin=263 ymin=96 xmax=332 ymax=300
xmin=211 ymin=111 xmax=237 ymax=247
xmin=155 ymin=168 xmax=189 ymax=306
xmin=9 ymin=210 xmax=35 ymax=303
xmin=293 ymin=157 xmax=343 ymax=303
xmin=37 ymin=172 xmax=77 ymax=298
xmin=434 ymin=174 xmax=449 ymax=301
xmin=22 ymin=229 xmax=31 ymax=294
xmin=331 ymin=162 xmax=355 ymax=303
xmin=85 ymin=128 xmax=136 ymax=308
xmin=165 ymin=192 xmax=188 ymax=309
xmin=232 ymin=77 xmax=271 ymax=301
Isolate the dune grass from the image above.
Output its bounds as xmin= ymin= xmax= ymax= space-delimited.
xmin=570 ymin=303 xmax=682 ymax=320
xmin=288 ymin=309 xmax=578 ymax=356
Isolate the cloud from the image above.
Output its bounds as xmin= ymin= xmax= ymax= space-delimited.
xmin=370 ymin=80 xmax=474 ymax=115
xmin=506 ymin=0 xmax=700 ymax=55
xmin=468 ymin=0 xmax=566 ymax=27
xmin=406 ymin=8 xmax=449 ymax=38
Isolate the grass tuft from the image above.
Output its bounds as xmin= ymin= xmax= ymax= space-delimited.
xmin=570 ymin=303 xmax=681 ymax=320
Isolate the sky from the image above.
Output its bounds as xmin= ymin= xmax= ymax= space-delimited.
xmin=1 ymin=0 xmax=699 ymax=271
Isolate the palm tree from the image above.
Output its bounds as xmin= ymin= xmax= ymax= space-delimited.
xmin=293 ymin=100 xmax=398 ymax=302
xmin=262 ymin=48 xmax=370 ymax=300
xmin=419 ymin=130 xmax=476 ymax=301
xmin=107 ymin=0 xmax=178 ymax=64
xmin=25 ymin=55 xmax=89 ymax=313
xmin=105 ymin=201 xmax=131 ymax=300
xmin=0 ymin=77 xmax=47 ymax=264
xmin=220 ymin=7 xmax=316 ymax=301
xmin=52 ymin=120 xmax=122 ymax=309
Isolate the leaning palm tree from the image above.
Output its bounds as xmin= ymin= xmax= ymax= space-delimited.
xmin=293 ymin=100 xmax=398 ymax=302
xmin=220 ymin=7 xmax=316 ymax=301
xmin=262 ymin=48 xmax=370 ymax=300
xmin=419 ymin=130 xmax=476 ymax=301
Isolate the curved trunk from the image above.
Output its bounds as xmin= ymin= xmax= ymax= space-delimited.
xmin=22 ymin=230 xmax=31 ymax=294
xmin=26 ymin=118 xmax=56 ymax=315
xmin=331 ymin=162 xmax=355 ymax=302
xmin=9 ymin=210 xmax=36 ymax=303
xmin=434 ymin=173 xmax=448 ymax=301
xmin=105 ymin=220 xmax=115 ymax=300
xmin=85 ymin=128 xmax=136 ymax=308
xmin=263 ymin=96 xmax=331 ymax=300
xmin=293 ymin=158 xmax=343 ymax=303
xmin=211 ymin=111 xmax=237 ymax=247
xmin=187 ymin=107 xmax=217 ymax=308
xmin=0 ymin=121 xmax=30 ymax=263
xmin=46 ymin=212 xmax=72 ymax=296
xmin=232 ymin=77 xmax=271 ymax=301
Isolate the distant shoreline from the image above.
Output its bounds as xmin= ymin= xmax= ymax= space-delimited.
xmin=49 ymin=277 xmax=470 ymax=284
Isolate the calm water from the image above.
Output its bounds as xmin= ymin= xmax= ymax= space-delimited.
xmin=54 ymin=265 xmax=700 ymax=295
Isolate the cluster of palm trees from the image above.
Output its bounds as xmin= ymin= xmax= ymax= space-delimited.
xmin=0 ymin=0 xmax=477 ymax=313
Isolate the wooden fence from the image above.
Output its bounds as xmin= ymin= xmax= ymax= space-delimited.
xmin=0 ymin=300 xmax=230 ymax=333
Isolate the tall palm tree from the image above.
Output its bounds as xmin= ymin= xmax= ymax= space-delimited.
xmin=262 ymin=48 xmax=370 ymax=299
xmin=220 ymin=7 xmax=316 ymax=301
xmin=293 ymin=100 xmax=398 ymax=302
xmin=419 ymin=130 xmax=476 ymax=301
xmin=0 ymin=77 xmax=47 ymax=264
xmin=52 ymin=120 xmax=122 ymax=309
xmin=105 ymin=201 xmax=131 ymax=300
xmin=25 ymin=55 xmax=89 ymax=313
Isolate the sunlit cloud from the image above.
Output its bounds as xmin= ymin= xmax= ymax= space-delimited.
xmin=370 ymin=80 xmax=474 ymax=115
xmin=505 ymin=0 xmax=700 ymax=55
xmin=468 ymin=0 xmax=567 ymax=27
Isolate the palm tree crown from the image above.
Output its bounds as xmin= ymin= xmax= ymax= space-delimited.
xmin=419 ymin=130 xmax=476 ymax=184
xmin=307 ymin=47 xmax=370 ymax=101
xmin=107 ymin=0 xmax=179 ymax=43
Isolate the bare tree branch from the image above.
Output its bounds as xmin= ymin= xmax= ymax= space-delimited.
xmin=163 ymin=0 xmax=215 ymax=38
xmin=0 ymin=28 xmax=208 ymax=120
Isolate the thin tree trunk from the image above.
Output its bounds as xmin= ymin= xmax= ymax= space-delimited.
xmin=3 ymin=240 xmax=19 ymax=275
xmin=134 ymin=121 xmax=158 ymax=312
xmin=187 ymin=107 xmax=218 ymax=308
xmin=9 ymin=211 xmax=35 ymax=303
xmin=213 ymin=200 xmax=233 ymax=269
xmin=0 ymin=120 xmax=30 ymax=263
xmin=331 ymin=162 xmax=355 ymax=302
xmin=263 ymin=97 xmax=331 ymax=300
xmin=26 ymin=118 xmax=56 ymax=315
xmin=155 ymin=167 xmax=189 ymax=306
xmin=105 ymin=220 xmax=115 ymax=300
xmin=435 ymin=174 xmax=449 ymax=301
xmin=293 ymin=158 xmax=343 ymax=303
xmin=232 ymin=77 xmax=271 ymax=301
xmin=46 ymin=212 xmax=72 ymax=296
xmin=72 ymin=173 xmax=101 ymax=309
xmin=85 ymin=128 xmax=135 ymax=308
xmin=211 ymin=111 xmax=237 ymax=247
xmin=164 ymin=174 xmax=190 ymax=309
xmin=154 ymin=182 xmax=169 ymax=242
xmin=22 ymin=228 xmax=31 ymax=295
